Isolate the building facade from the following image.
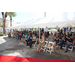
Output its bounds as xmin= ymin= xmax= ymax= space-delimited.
xmin=0 ymin=18 xmax=17 ymax=32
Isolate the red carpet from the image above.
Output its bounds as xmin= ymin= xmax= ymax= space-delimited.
xmin=0 ymin=55 xmax=75 ymax=62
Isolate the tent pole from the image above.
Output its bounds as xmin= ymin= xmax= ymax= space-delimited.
xmin=39 ymin=27 xmax=40 ymax=40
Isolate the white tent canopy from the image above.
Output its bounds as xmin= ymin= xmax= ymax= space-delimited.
xmin=25 ymin=17 xmax=61 ymax=28
xmin=9 ymin=19 xmax=37 ymax=29
xmin=58 ymin=22 xmax=73 ymax=28
xmin=72 ymin=25 xmax=75 ymax=27
xmin=10 ymin=17 xmax=75 ymax=29
xmin=27 ymin=22 xmax=64 ymax=28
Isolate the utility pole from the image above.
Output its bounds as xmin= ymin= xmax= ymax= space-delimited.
xmin=44 ymin=12 xmax=46 ymax=17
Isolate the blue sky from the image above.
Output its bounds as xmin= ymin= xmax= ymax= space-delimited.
xmin=0 ymin=12 xmax=75 ymax=23
xmin=0 ymin=12 xmax=44 ymax=23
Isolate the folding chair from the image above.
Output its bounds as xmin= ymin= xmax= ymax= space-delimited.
xmin=68 ymin=45 xmax=73 ymax=52
xmin=65 ymin=44 xmax=73 ymax=52
xmin=11 ymin=33 xmax=13 ymax=37
xmin=62 ymin=43 xmax=66 ymax=50
xmin=45 ymin=41 xmax=54 ymax=54
xmin=33 ymin=39 xmax=38 ymax=47
xmin=73 ymin=41 xmax=75 ymax=47
xmin=41 ymin=41 xmax=48 ymax=52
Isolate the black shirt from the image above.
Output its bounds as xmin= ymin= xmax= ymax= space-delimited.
xmin=65 ymin=37 xmax=68 ymax=42
xmin=70 ymin=33 xmax=72 ymax=36
xmin=59 ymin=35 xmax=63 ymax=39
xmin=68 ymin=38 xmax=73 ymax=43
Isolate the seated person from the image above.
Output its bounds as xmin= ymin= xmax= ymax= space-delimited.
xmin=18 ymin=33 xmax=22 ymax=40
xmin=60 ymin=29 xmax=63 ymax=34
xmin=48 ymin=33 xmax=54 ymax=42
xmin=42 ymin=32 xmax=45 ymax=36
xmin=66 ymin=32 xmax=70 ymax=37
xmin=65 ymin=36 xmax=73 ymax=53
xmin=72 ymin=32 xmax=74 ymax=37
xmin=15 ymin=32 xmax=18 ymax=39
xmin=47 ymin=43 xmax=52 ymax=48
xmin=21 ymin=31 xmax=23 ymax=37
xmin=54 ymin=32 xmax=57 ymax=37
xmin=59 ymin=36 xmax=65 ymax=51
xmin=50 ymin=31 xmax=53 ymax=34
xmin=45 ymin=32 xmax=49 ymax=39
xmin=37 ymin=33 xmax=45 ymax=52
xmin=54 ymin=33 xmax=59 ymax=49
xmin=63 ymin=34 xmax=67 ymax=46
xmin=8 ymin=32 xmax=11 ymax=37
xmin=26 ymin=32 xmax=32 ymax=46
xmin=13 ymin=31 xmax=15 ymax=38
xmin=72 ymin=33 xmax=75 ymax=46
xmin=47 ymin=31 xmax=49 ymax=37
xmin=70 ymin=32 xmax=72 ymax=37
xmin=21 ymin=34 xmax=25 ymax=43
xmin=36 ymin=34 xmax=39 ymax=38
xmin=25 ymin=32 xmax=28 ymax=40
xmin=63 ymin=32 xmax=66 ymax=35
xmin=29 ymin=34 xmax=36 ymax=48
xmin=72 ymin=33 xmax=75 ymax=41
xmin=59 ymin=34 xmax=63 ymax=39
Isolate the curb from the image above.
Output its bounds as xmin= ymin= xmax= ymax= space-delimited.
xmin=3 ymin=36 xmax=8 ymax=39
xmin=0 ymin=36 xmax=8 ymax=39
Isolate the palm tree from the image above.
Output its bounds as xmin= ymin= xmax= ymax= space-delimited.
xmin=1 ymin=12 xmax=7 ymax=34
xmin=7 ymin=12 xmax=16 ymax=26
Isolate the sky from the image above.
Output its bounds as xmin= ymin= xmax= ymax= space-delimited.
xmin=0 ymin=12 xmax=75 ymax=24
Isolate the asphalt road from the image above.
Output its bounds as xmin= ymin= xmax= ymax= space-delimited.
xmin=0 ymin=37 xmax=75 ymax=60
xmin=0 ymin=38 xmax=20 ymax=51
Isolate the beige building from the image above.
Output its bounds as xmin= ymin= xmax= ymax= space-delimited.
xmin=0 ymin=18 xmax=17 ymax=32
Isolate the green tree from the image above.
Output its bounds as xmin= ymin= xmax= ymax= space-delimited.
xmin=7 ymin=12 xmax=16 ymax=26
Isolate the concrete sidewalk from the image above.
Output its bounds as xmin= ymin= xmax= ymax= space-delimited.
xmin=0 ymin=35 xmax=8 ymax=39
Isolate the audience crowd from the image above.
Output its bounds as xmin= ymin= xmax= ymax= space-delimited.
xmin=8 ymin=28 xmax=75 ymax=53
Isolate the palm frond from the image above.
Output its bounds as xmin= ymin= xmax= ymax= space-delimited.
xmin=7 ymin=12 xmax=16 ymax=18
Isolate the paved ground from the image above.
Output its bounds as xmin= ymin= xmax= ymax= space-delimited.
xmin=0 ymin=37 xmax=75 ymax=60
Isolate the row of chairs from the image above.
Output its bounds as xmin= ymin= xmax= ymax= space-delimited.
xmin=62 ymin=41 xmax=75 ymax=52
xmin=12 ymin=34 xmax=75 ymax=54
xmin=41 ymin=40 xmax=75 ymax=54
xmin=41 ymin=41 xmax=54 ymax=54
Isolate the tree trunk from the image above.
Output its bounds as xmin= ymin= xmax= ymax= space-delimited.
xmin=4 ymin=18 xmax=6 ymax=35
xmin=10 ymin=18 xmax=12 ymax=26
xmin=2 ymin=12 xmax=5 ymax=34
xmin=2 ymin=12 xmax=7 ymax=35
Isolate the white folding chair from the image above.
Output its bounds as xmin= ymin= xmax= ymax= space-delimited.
xmin=73 ymin=41 xmax=75 ymax=47
xmin=62 ymin=44 xmax=66 ymax=50
xmin=65 ymin=44 xmax=73 ymax=52
xmin=46 ymin=41 xmax=54 ymax=54
xmin=68 ymin=46 xmax=73 ymax=52
xmin=33 ymin=39 xmax=38 ymax=47
xmin=41 ymin=41 xmax=48 ymax=52
xmin=11 ymin=33 xmax=13 ymax=37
